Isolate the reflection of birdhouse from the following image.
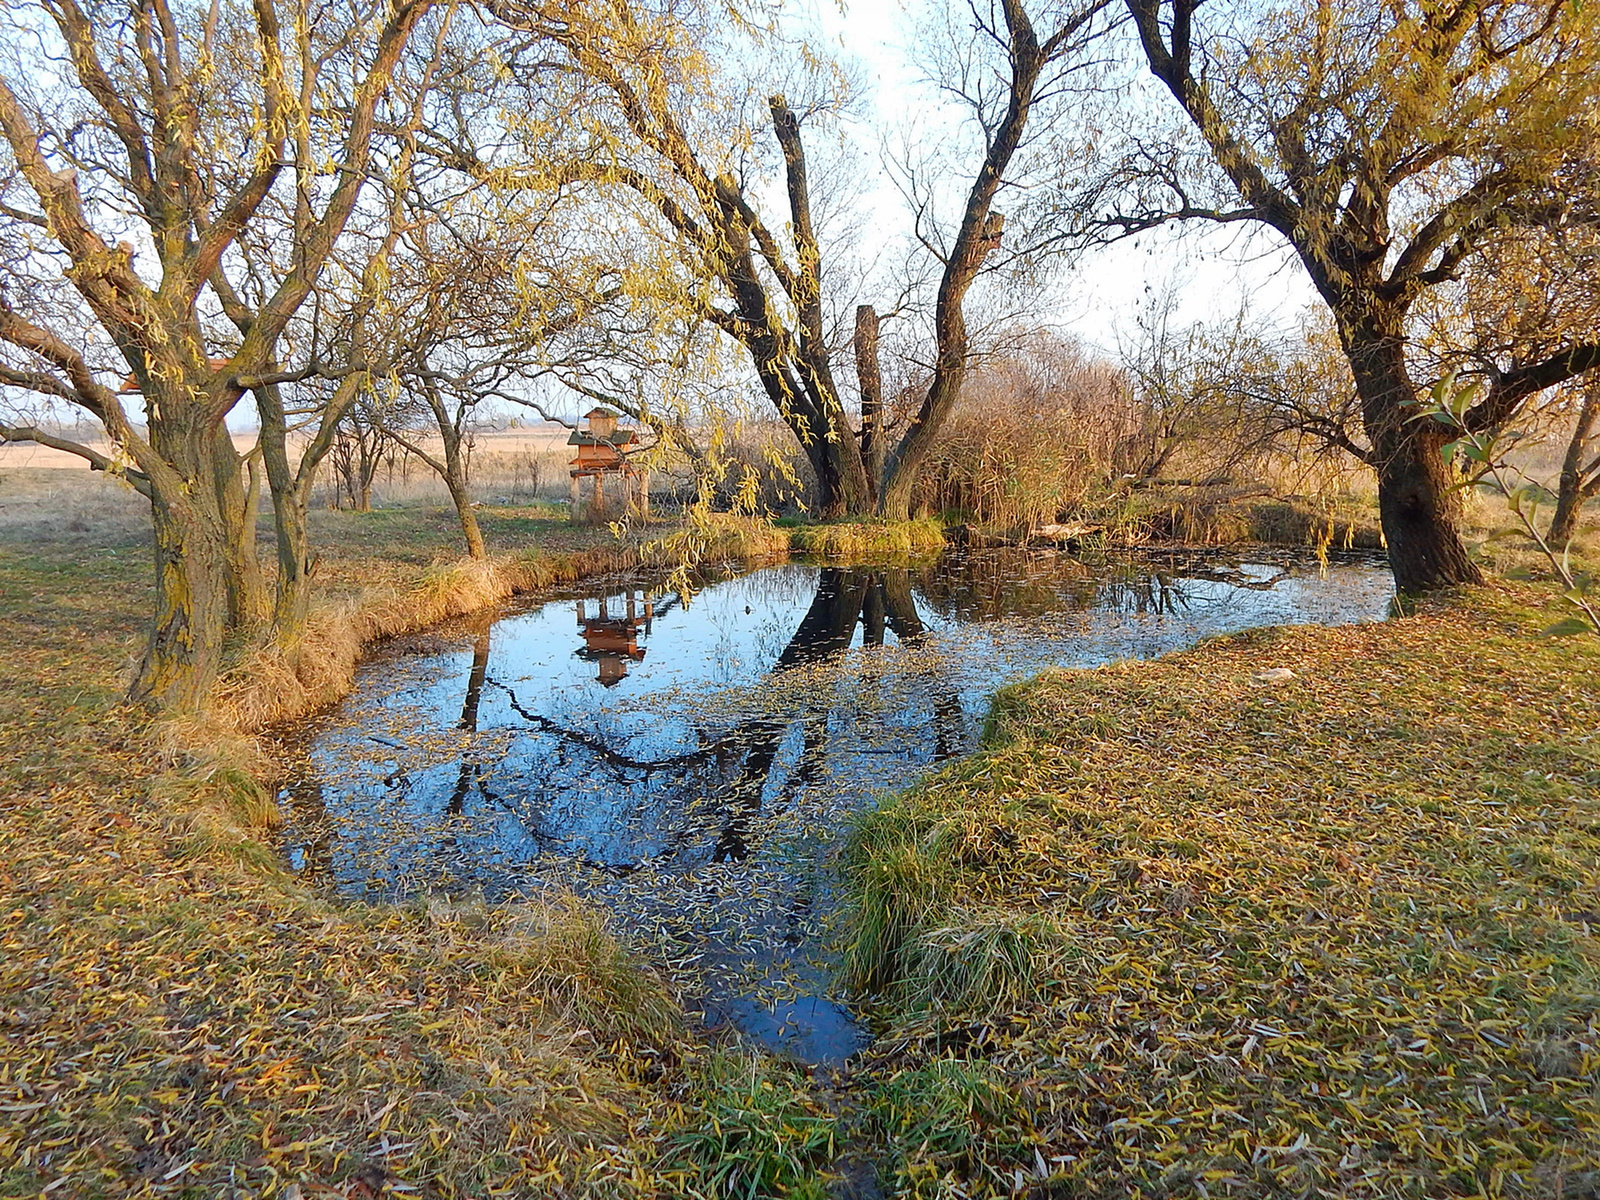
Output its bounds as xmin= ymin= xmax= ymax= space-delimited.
xmin=568 ymin=408 xmax=650 ymax=524
xmin=575 ymin=591 xmax=654 ymax=686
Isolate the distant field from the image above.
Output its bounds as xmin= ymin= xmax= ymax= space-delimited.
xmin=0 ymin=425 xmax=572 ymax=469
xmin=0 ymin=425 xmax=585 ymax=510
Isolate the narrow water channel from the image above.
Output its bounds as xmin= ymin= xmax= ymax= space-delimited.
xmin=280 ymin=548 xmax=1394 ymax=1063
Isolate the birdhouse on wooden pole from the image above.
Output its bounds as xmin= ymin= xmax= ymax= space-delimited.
xmin=568 ymin=407 xmax=650 ymax=524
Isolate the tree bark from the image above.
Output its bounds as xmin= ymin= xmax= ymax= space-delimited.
xmin=131 ymin=477 xmax=239 ymax=713
xmin=121 ymin=391 xmax=265 ymax=709
xmin=809 ymin=435 xmax=871 ymax=520
xmin=1345 ymin=325 xmax=1483 ymax=592
xmin=411 ymin=373 xmax=488 ymax=558
xmin=1548 ymin=384 xmax=1599 ymax=548
xmin=444 ymin=463 xmax=487 ymax=559
xmin=855 ymin=304 xmax=885 ymax=506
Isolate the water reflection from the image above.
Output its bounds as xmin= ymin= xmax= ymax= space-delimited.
xmin=282 ymin=548 xmax=1395 ymax=1063
xmin=577 ymin=592 xmax=654 ymax=686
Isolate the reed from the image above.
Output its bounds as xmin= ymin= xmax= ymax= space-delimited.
xmin=786 ymin=516 xmax=947 ymax=560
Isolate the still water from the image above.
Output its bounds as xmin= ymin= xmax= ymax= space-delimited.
xmin=281 ymin=549 xmax=1394 ymax=1063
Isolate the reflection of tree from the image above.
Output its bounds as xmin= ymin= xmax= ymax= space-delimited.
xmin=1093 ymin=573 xmax=1194 ymax=617
xmin=917 ymin=549 xmax=1294 ymax=621
xmin=447 ymin=616 xmax=494 ymax=814
xmin=475 ymin=566 xmax=963 ymax=867
xmin=915 ymin=550 xmax=1100 ymax=622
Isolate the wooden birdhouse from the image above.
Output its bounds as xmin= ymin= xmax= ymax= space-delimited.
xmin=568 ymin=407 xmax=649 ymax=523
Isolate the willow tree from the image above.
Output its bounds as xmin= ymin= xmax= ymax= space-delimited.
xmin=1091 ymin=0 xmax=1600 ymax=591
xmin=1429 ymin=179 xmax=1600 ymax=546
xmin=483 ymin=0 xmax=1109 ymax=519
xmin=0 ymin=0 xmax=434 ymax=710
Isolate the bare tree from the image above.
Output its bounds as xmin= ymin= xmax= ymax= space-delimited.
xmin=475 ymin=0 xmax=1110 ymax=519
xmin=1079 ymin=0 xmax=1600 ymax=591
xmin=0 ymin=0 xmax=434 ymax=710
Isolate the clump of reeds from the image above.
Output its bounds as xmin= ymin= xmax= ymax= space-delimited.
xmin=786 ymin=516 xmax=947 ymax=561
xmin=915 ymin=400 xmax=1102 ymax=534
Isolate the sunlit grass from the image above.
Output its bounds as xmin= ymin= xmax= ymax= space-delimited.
xmin=784 ymin=517 xmax=948 ymax=561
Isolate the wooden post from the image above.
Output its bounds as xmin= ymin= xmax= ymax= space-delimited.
xmin=569 ymin=472 xmax=581 ymax=522
xmin=594 ymin=471 xmax=605 ymax=515
xmin=637 ymin=468 xmax=651 ymax=520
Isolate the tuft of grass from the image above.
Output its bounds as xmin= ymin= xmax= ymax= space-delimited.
xmin=786 ymin=516 xmax=948 ymax=561
xmin=665 ymin=1051 xmax=838 ymax=1200
xmin=840 ymin=800 xmax=962 ymax=998
xmin=869 ymin=1059 xmax=1033 ymax=1198
xmin=497 ymin=897 xmax=683 ymax=1046
xmin=899 ymin=908 xmax=1057 ymax=1017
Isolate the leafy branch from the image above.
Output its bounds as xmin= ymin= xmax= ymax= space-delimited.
xmin=1417 ymin=374 xmax=1598 ymax=637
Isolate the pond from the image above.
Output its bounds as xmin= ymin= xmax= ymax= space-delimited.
xmin=280 ymin=548 xmax=1395 ymax=1065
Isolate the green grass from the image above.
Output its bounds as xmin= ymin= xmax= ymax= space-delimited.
xmin=665 ymin=1053 xmax=839 ymax=1200
xmin=868 ymin=1059 xmax=1031 ymax=1197
xmin=843 ymin=585 xmax=1600 ymax=1198
xmin=785 ymin=516 xmax=948 ymax=561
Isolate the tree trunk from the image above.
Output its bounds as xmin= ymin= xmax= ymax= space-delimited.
xmin=1548 ymin=385 xmax=1599 ymax=548
xmin=445 ymin=468 xmax=486 ymax=559
xmin=207 ymin=422 xmax=267 ymax=627
xmin=129 ymin=396 xmax=263 ymax=711
xmin=429 ymin=384 xmax=487 ymax=558
xmin=855 ymin=304 xmax=885 ymax=506
xmin=131 ymin=485 xmax=238 ymax=713
xmin=1346 ymin=325 xmax=1483 ymax=593
xmin=256 ymin=383 xmax=317 ymax=636
xmin=810 ymin=438 xmax=871 ymax=519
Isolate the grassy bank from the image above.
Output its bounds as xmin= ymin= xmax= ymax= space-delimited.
xmin=843 ymin=585 xmax=1600 ymax=1198
xmin=7 ymin=467 xmax=1599 ymax=1197
xmin=0 ymin=490 xmax=658 ymax=1198
xmin=220 ymin=507 xmax=791 ymax=732
xmin=0 ymin=477 xmax=791 ymax=1198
